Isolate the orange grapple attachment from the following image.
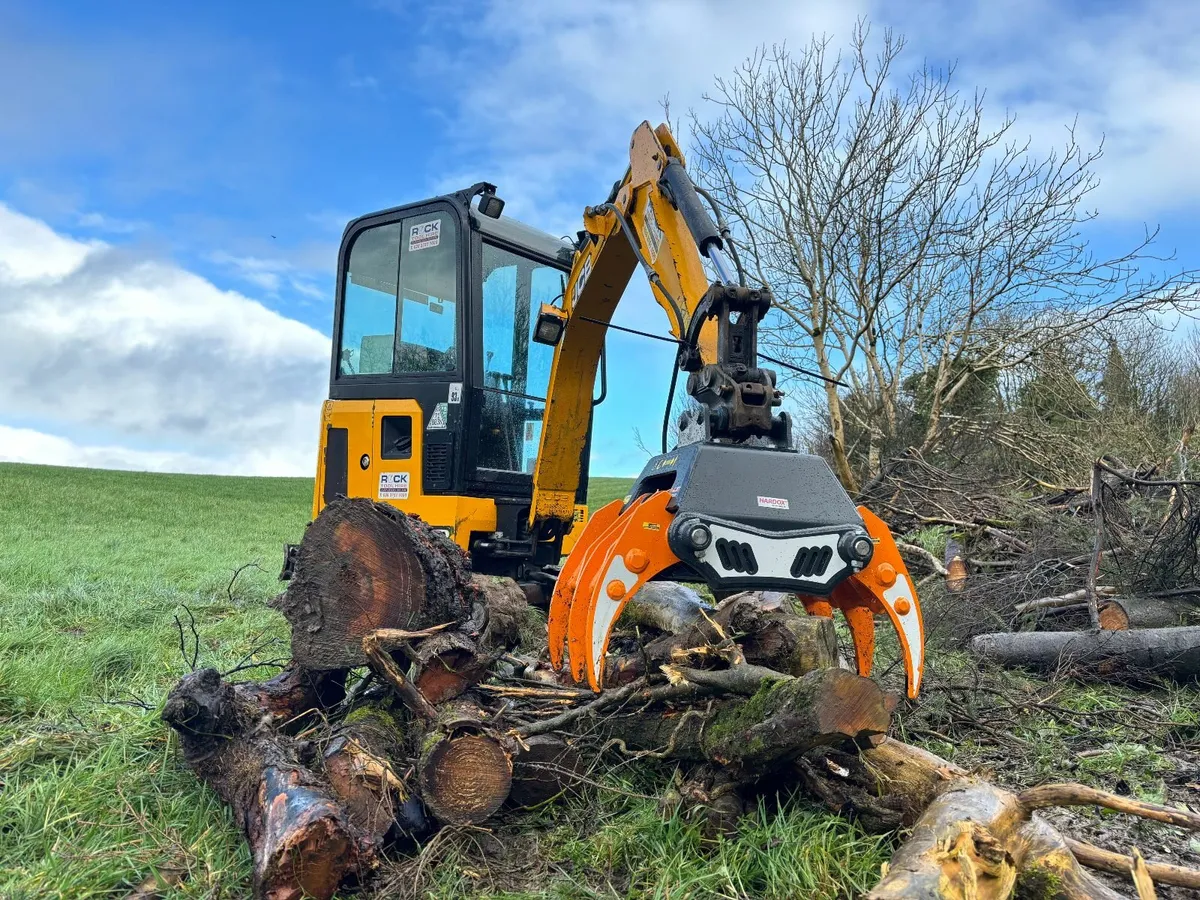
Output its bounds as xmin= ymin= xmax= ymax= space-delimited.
xmin=827 ymin=506 xmax=925 ymax=699
xmin=548 ymin=498 xmax=623 ymax=670
xmin=560 ymin=491 xmax=678 ymax=689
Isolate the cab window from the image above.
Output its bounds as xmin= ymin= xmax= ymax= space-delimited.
xmin=478 ymin=242 xmax=565 ymax=474
xmin=339 ymin=211 xmax=459 ymax=376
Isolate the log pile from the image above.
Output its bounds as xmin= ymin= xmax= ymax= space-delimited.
xmin=163 ymin=498 xmax=1200 ymax=899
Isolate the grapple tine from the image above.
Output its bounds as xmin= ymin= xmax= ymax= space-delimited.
xmin=565 ymin=498 xmax=644 ymax=682
xmin=834 ymin=506 xmax=925 ymax=699
xmin=573 ymin=492 xmax=677 ymax=689
xmin=548 ymin=499 xmax=623 ymax=669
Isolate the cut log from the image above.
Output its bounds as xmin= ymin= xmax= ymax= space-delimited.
xmin=606 ymin=592 xmax=838 ymax=686
xmin=418 ymin=706 xmax=513 ymax=825
xmin=616 ymin=581 xmax=713 ymax=635
xmin=162 ymin=669 xmax=372 ymax=900
xmin=599 ymin=667 xmax=893 ymax=772
xmin=971 ymin=626 xmax=1200 ymax=681
xmin=322 ymin=704 xmax=418 ymax=845
xmin=1099 ymin=596 xmax=1197 ymax=630
xmin=271 ymin=498 xmax=475 ymax=670
xmin=509 ymin=735 xmax=585 ymax=808
xmin=246 ymin=664 xmax=346 ymax=724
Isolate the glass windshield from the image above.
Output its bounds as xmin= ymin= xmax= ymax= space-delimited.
xmin=477 ymin=242 xmax=565 ymax=475
xmin=339 ymin=211 xmax=458 ymax=376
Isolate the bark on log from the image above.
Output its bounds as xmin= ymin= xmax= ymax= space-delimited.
xmin=412 ymin=575 xmax=528 ymax=703
xmin=599 ymin=667 xmax=893 ymax=772
xmin=509 ymin=735 xmax=585 ymax=808
xmin=1066 ymin=838 xmax=1200 ymax=890
xmin=606 ymin=592 xmax=838 ymax=686
xmin=617 ymin=582 xmax=713 ymax=635
xmin=971 ymin=626 xmax=1200 ymax=681
xmin=162 ymin=669 xmax=372 ymax=900
xmin=799 ymin=737 xmax=1198 ymax=898
xmin=1099 ymin=596 xmax=1197 ymax=630
xmin=665 ymin=763 xmax=747 ymax=840
xmin=322 ymin=704 xmax=420 ymax=844
xmin=271 ymin=498 xmax=475 ymax=670
xmin=245 ymin=664 xmax=346 ymax=724
xmin=864 ymin=782 xmax=1124 ymax=899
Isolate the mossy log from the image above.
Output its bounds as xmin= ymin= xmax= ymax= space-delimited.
xmin=323 ymin=704 xmax=424 ymax=846
xmin=605 ymin=592 xmax=837 ymax=686
xmin=162 ymin=669 xmax=373 ymax=900
xmin=597 ymin=667 xmax=893 ymax=773
xmin=271 ymin=498 xmax=476 ymax=670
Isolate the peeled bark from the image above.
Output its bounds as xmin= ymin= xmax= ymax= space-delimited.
xmin=865 ymin=783 xmax=1123 ymax=900
xmin=1099 ymin=596 xmax=1197 ymax=630
xmin=971 ymin=626 xmax=1200 ymax=681
xmin=271 ymin=498 xmax=475 ymax=670
xmin=322 ymin=704 xmax=420 ymax=845
xmin=162 ymin=669 xmax=372 ymax=900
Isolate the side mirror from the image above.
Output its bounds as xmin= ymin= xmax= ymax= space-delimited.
xmin=478 ymin=193 xmax=505 ymax=219
xmin=533 ymin=304 xmax=567 ymax=346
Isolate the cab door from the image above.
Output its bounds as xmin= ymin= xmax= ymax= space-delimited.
xmin=312 ymin=399 xmax=376 ymax=518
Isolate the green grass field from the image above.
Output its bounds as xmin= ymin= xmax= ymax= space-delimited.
xmin=0 ymin=463 xmax=889 ymax=899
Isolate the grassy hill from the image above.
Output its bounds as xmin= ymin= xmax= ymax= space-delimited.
xmin=0 ymin=463 xmax=885 ymax=899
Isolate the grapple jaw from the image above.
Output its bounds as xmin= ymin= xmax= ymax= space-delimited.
xmin=547 ymin=444 xmax=926 ymax=697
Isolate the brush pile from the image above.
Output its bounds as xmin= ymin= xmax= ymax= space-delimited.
xmin=162 ymin=497 xmax=1200 ymax=899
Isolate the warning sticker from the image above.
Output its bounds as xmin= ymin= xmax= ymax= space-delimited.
xmin=428 ymin=402 xmax=449 ymax=429
xmin=757 ymin=495 xmax=790 ymax=510
xmin=408 ymin=219 xmax=441 ymax=251
xmin=448 ymin=382 xmax=463 ymax=404
xmin=643 ymin=201 xmax=663 ymax=263
xmin=379 ymin=471 xmax=410 ymax=500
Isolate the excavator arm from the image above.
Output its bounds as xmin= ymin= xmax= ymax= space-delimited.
xmin=531 ymin=122 xmax=925 ymax=698
xmin=529 ymin=122 xmax=718 ymax=535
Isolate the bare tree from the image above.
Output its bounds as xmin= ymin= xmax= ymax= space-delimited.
xmin=689 ymin=23 xmax=1200 ymax=490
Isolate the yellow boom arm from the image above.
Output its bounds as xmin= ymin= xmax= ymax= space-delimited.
xmin=530 ymin=122 xmax=718 ymax=538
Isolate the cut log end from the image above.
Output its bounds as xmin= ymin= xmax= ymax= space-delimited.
xmin=419 ymin=733 xmax=512 ymax=825
xmin=273 ymin=498 xmax=473 ymax=670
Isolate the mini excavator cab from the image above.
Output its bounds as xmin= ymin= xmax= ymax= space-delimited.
xmin=312 ymin=183 xmax=595 ymax=578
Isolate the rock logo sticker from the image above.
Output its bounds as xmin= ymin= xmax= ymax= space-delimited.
xmin=757 ymin=495 xmax=789 ymax=510
xmin=408 ymin=219 xmax=441 ymax=251
xmin=379 ymin=472 xmax=410 ymax=500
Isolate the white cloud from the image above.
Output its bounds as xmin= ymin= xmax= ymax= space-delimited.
xmin=419 ymin=0 xmax=863 ymax=231
xmin=887 ymin=0 xmax=1200 ymax=219
xmin=0 ymin=203 xmax=329 ymax=476
xmin=210 ymin=250 xmax=328 ymax=301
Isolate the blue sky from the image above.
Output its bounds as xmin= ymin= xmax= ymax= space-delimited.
xmin=1 ymin=0 xmax=1198 ymax=476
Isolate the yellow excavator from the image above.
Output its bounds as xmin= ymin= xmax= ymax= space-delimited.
xmin=309 ymin=122 xmax=925 ymax=698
